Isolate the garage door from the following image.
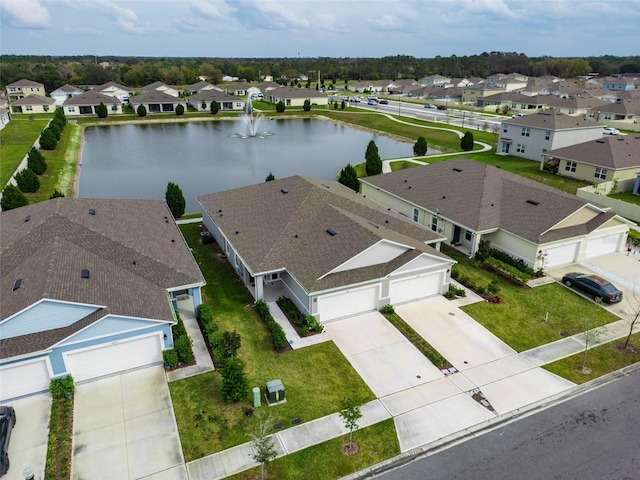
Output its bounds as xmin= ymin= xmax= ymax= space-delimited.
xmin=317 ymin=285 xmax=378 ymax=322
xmin=389 ymin=272 xmax=443 ymax=304
xmin=544 ymin=242 xmax=580 ymax=268
xmin=64 ymin=334 xmax=163 ymax=382
xmin=0 ymin=358 xmax=50 ymax=401
xmin=586 ymin=233 xmax=622 ymax=258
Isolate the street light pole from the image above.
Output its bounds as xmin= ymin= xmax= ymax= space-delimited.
xmin=398 ymin=93 xmax=401 ymax=116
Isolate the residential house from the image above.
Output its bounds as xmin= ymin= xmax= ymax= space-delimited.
xmin=256 ymin=81 xmax=282 ymax=93
xmin=507 ymin=92 xmax=550 ymax=112
xmin=5 ymin=79 xmax=45 ymax=101
xmin=226 ymin=83 xmax=253 ymax=96
xmin=50 ymin=84 xmax=84 ymax=106
xmin=129 ymin=91 xmax=187 ymax=114
xmin=92 ymin=81 xmax=134 ymax=102
xmin=141 ymin=81 xmax=181 ymax=98
xmin=420 ymin=75 xmax=451 ymax=88
xmin=541 ymin=135 xmax=640 ymax=184
xmin=588 ymin=98 xmax=640 ymax=132
xmin=361 ymin=158 xmax=630 ymax=270
xmin=187 ymin=90 xmax=245 ymax=112
xmin=198 ymin=176 xmax=454 ymax=323
xmin=222 ymin=75 xmax=239 ymax=82
xmin=0 ymin=92 xmax=11 ymax=130
xmin=462 ymin=84 xmax=506 ymax=104
xmin=263 ymin=87 xmax=328 ymax=107
xmin=544 ymin=95 xmax=610 ymax=116
xmin=347 ymin=81 xmax=373 ymax=93
xmin=10 ymin=94 xmax=56 ymax=114
xmin=601 ymin=77 xmax=636 ymax=92
xmin=372 ymin=80 xmax=400 ymax=93
xmin=0 ymin=198 xmax=205 ymax=401
xmin=184 ymin=81 xmax=223 ymax=96
xmin=498 ymin=109 xmax=603 ymax=160
xmin=62 ymin=91 xmax=122 ymax=116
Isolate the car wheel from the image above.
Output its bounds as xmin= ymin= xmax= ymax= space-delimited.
xmin=595 ymin=296 xmax=603 ymax=304
xmin=564 ymin=280 xmax=572 ymax=287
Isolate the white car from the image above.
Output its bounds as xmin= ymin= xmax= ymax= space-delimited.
xmin=603 ymin=127 xmax=620 ymax=135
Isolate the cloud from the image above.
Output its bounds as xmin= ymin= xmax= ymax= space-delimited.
xmin=1 ymin=0 xmax=52 ymax=28
xmin=190 ymin=0 xmax=234 ymax=20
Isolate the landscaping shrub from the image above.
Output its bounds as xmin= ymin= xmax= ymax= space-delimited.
xmin=196 ymin=303 xmax=213 ymax=323
xmin=220 ymin=357 xmax=249 ymax=402
xmin=221 ymin=330 xmax=242 ymax=358
xmin=628 ymin=229 xmax=640 ymax=246
xmin=15 ymin=168 xmax=40 ymax=193
xmin=489 ymin=249 xmax=535 ymax=276
xmin=203 ymin=320 xmax=219 ymax=337
xmin=1 ymin=185 xmax=28 ymax=211
xmin=39 ymin=128 xmax=58 ymax=150
xmin=163 ymin=349 xmax=179 ymax=368
xmin=254 ymin=300 xmax=289 ymax=351
xmin=176 ymin=104 xmax=185 ymax=116
xmin=27 ymin=146 xmax=47 ymax=175
xmin=487 ymin=279 xmax=501 ymax=295
xmin=173 ymin=312 xmax=188 ymax=338
xmin=48 ymin=122 xmax=62 ymax=141
xmin=49 ymin=375 xmax=74 ymax=399
xmin=485 ymin=257 xmax=531 ymax=284
xmin=174 ymin=335 xmax=194 ymax=364
xmin=49 ymin=189 xmax=65 ymax=199
xmin=444 ymin=289 xmax=457 ymax=299
xmin=381 ymin=304 xmax=395 ymax=314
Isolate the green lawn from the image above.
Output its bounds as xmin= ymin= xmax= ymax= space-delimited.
xmin=227 ymin=419 xmax=400 ymax=480
xmin=170 ymin=224 xmax=375 ymax=461
xmin=443 ymin=246 xmax=619 ymax=352
xmin=0 ymin=115 xmax=52 ymax=187
xmin=609 ymin=191 xmax=640 ymax=205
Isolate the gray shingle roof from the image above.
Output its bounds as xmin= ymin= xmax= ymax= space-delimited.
xmin=361 ymin=158 xmax=613 ymax=244
xmin=198 ymin=177 xmax=449 ymax=293
xmin=63 ymin=90 xmax=120 ymax=106
xmin=12 ymin=94 xmax=55 ymax=106
xmin=545 ymin=135 xmax=640 ymax=170
xmin=6 ymin=79 xmax=43 ymax=88
xmin=190 ymin=90 xmax=240 ymax=103
xmin=129 ymin=90 xmax=184 ymax=103
xmin=502 ymin=109 xmax=601 ymax=130
xmin=0 ymin=198 xmax=205 ymax=359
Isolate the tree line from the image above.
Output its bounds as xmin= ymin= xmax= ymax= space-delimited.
xmin=1 ymin=53 xmax=638 ymax=92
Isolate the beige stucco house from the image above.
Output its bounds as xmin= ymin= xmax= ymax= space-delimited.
xmin=141 ymin=81 xmax=181 ymax=98
xmin=6 ymin=79 xmax=45 ymax=101
xmin=62 ymin=91 xmax=122 ymax=116
xmin=187 ymin=90 xmax=244 ymax=111
xmin=263 ymin=87 xmax=328 ymax=107
xmin=129 ymin=91 xmax=187 ymax=114
xmin=11 ymin=94 xmax=55 ymax=114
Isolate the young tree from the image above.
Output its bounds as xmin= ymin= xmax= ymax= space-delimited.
xmin=210 ymin=100 xmax=219 ymax=114
xmin=413 ymin=136 xmax=428 ymax=156
xmin=27 ymin=147 xmax=47 ymax=175
xmin=249 ymin=413 xmax=278 ymax=480
xmin=49 ymin=189 xmax=65 ymax=199
xmin=39 ymin=128 xmax=58 ymax=150
xmin=1 ymin=184 xmax=28 ymax=211
xmin=265 ymin=172 xmax=275 ymax=182
xmin=276 ymin=101 xmax=285 ymax=113
xmin=15 ymin=168 xmax=40 ymax=193
xmin=622 ymin=293 xmax=640 ymax=350
xmin=303 ymin=99 xmax=311 ymax=111
xmin=165 ymin=181 xmax=186 ymax=218
xmin=137 ymin=104 xmax=147 ymax=117
xmin=220 ymin=357 xmax=249 ymax=402
xmin=365 ymin=140 xmax=382 ymax=176
xmin=339 ymin=396 xmax=363 ymax=454
xmin=48 ymin=122 xmax=62 ymax=140
xmin=96 ymin=102 xmax=108 ymax=118
xmin=221 ymin=330 xmax=242 ymax=359
xmin=338 ymin=163 xmax=360 ymax=192
xmin=176 ymin=104 xmax=185 ymax=115
xmin=341 ymin=100 xmax=345 ymax=110
xmin=460 ymin=131 xmax=474 ymax=151
xmin=581 ymin=317 xmax=604 ymax=374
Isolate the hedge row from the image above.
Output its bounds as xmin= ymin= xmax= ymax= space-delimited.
xmin=485 ymin=257 xmax=531 ymax=284
xmin=276 ymin=296 xmax=322 ymax=336
xmin=163 ymin=311 xmax=193 ymax=367
xmin=255 ymin=300 xmax=288 ymax=351
xmin=489 ymin=249 xmax=536 ymax=276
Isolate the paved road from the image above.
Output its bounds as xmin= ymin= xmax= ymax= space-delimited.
xmin=371 ymin=368 xmax=640 ymax=480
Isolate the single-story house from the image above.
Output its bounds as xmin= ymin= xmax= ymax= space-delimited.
xmin=498 ymin=109 xmax=603 ymax=160
xmin=129 ymin=91 xmax=187 ymax=114
xmin=541 ymin=135 xmax=640 ymax=184
xmin=141 ymin=81 xmax=181 ymax=98
xmin=198 ymin=176 xmax=454 ymax=323
xmin=10 ymin=94 xmax=56 ymax=114
xmin=226 ymin=83 xmax=253 ymax=96
xmin=420 ymin=75 xmax=451 ymax=88
xmin=361 ymin=158 xmax=631 ymax=270
xmin=588 ymin=99 xmax=640 ymax=132
xmin=92 ymin=81 xmax=134 ymax=102
xmin=187 ymin=90 xmax=245 ymax=111
xmin=50 ymin=84 xmax=84 ymax=106
xmin=0 ymin=198 xmax=205 ymax=402
xmin=601 ymin=77 xmax=636 ymax=92
xmin=184 ymin=81 xmax=223 ymax=96
xmin=256 ymin=81 xmax=282 ymax=93
xmin=544 ymin=95 xmax=610 ymax=116
xmin=5 ymin=79 xmax=45 ymax=101
xmin=62 ymin=90 xmax=123 ymax=116
xmin=0 ymin=107 xmax=10 ymax=130
xmin=263 ymin=87 xmax=328 ymax=107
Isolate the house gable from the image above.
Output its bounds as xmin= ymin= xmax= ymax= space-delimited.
xmin=546 ymin=204 xmax=603 ymax=231
xmin=324 ymin=240 xmax=411 ymax=276
xmin=56 ymin=314 xmax=172 ymax=346
xmin=391 ymin=253 xmax=453 ymax=275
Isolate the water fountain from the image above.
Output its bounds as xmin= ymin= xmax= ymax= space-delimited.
xmin=231 ymin=93 xmax=273 ymax=139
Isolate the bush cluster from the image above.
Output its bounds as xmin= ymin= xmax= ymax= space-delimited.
xmin=49 ymin=375 xmax=74 ymax=399
xmin=255 ymin=300 xmax=288 ymax=351
xmin=485 ymin=257 xmax=531 ymax=284
xmin=444 ymin=284 xmax=466 ymax=299
xmin=164 ymin=311 xmax=193 ymax=365
xmin=276 ymin=296 xmax=321 ymax=336
xmin=380 ymin=304 xmax=395 ymax=314
xmin=489 ymin=249 xmax=535 ymax=276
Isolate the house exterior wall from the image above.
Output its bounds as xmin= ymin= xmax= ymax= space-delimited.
xmin=63 ymin=104 xmax=123 ymax=116
xmin=482 ymin=230 xmax=539 ymax=267
xmin=499 ymin=125 xmax=603 ymax=161
xmin=12 ymin=103 xmax=53 ymax=114
xmin=6 ymin=84 xmax=45 ymax=101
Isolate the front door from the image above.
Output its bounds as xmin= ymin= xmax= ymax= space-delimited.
xmin=501 ymin=142 xmax=511 ymax=154
xmin=453 ymin=225 xmax=461 ymax=244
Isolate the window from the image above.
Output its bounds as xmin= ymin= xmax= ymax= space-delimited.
xmin=413 ymin=208 xmax=419 ymax=222
xmin=516 ymin=144 xmax=525 ymax=153
xmin=43 ymin=105 xmax=49 ymax=112
xmin=25 ymin=105 xmax=33 ymax=111
xmin=430 ymin=216 xmax=438 ymax=232
xmin=603 ymin=113 xmax=612 ymax=120
xmin=595 ymin=167 xmax=607 ymax=180
xmin=568 ymin=108 xmax=575 ymax=114
xmin=68 ymin=107 xmax=75 ymax=112
xmin=545 ymin=130 xmax=551 ymax=140
xmin=502 ymin=125 xmax=508 ymax=133
xmin=465 ymin=231 xmax=472 ymax=242
xmin=565 ymin=161 xmax=577 ymax=172
xmin=521 ymin=127 xmax=530 ymax=137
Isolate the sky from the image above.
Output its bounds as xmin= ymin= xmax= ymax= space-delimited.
xmin=1 ymin=0 xmax=639 ymax=58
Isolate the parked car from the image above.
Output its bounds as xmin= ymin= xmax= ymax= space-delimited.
xmin=378 ymin=99 xmax=389 ymax=104
xmin=437 ymin=105 xmax=447 ymax=110
xmin=561 ymin=272 xmax=623 ymax=304
xmin=0 ymin=406 xmax=17 ymax=476
xmin=512 ymin=113 xmax=525 ymax=118
xmin=603 ymin=127 xmax=620 ymax=135
xmin=424 ymin=103 xmax=436 ymax=109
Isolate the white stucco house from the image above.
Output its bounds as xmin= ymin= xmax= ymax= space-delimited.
xmin=62 ymin=90 xmax=122 ymax=117
xmin=263 ymin=87 xmax=328 ymax=107
xmin=187 ymin=90 xmax=245 ymax=111
xmin=198 ymin=176 xmax=455 ymax=323
xmin=92 ymin=81 xmax=134 ymax=102
xmin=129 ymin=91 xmax=187 ymax=114
xmin=10 ymin=94 xmax=56 ymax=114
xmin=50 ymin=84 xmax=84 ymax=106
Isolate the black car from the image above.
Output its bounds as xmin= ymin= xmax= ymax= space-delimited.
xmin=561 ymin=272 xmax=623 ymax=304
xmin=0 ymin=406 xmax=16 ymax=477
xmin=378 ymin=99 xmax=389 ymax=104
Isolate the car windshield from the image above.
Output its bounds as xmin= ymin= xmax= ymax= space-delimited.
xmin=601 ymin=283 xmax=618 ymax=294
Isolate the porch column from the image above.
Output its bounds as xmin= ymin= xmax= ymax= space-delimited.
xmin=470 ymin=233 xmax=481 ymax=258
xmin=254 ymin=274 xmax=264 ymax=301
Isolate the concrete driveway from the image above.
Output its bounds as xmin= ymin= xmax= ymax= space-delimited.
xmin=72 ymin=365 xmax=187 ymax=480
xmin=4 ymin=394 xmax=51 ymax=480
xmin=547 ymin=252 xmax=640 ymax=317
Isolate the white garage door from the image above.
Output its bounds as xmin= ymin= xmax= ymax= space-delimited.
xmin=317 ymin=285 xmax=378 ymax=322
xmin=389 ymin=272 xmax=443 ymax=304
xmin=586 ymin=233 xmax=622 ymax=258
xmin=0 ymin=358 xmax=50 ymax=401
xmin=64 ymin=334 xmax=163 ymax=382
xmin=544 ymin=242 xmax=580 ymax=268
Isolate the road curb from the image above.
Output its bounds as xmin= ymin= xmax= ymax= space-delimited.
xmin=342 ymin=362 xmax=640 ymax=479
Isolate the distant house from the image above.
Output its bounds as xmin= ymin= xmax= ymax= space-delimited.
xmin=263 ymin=87 xmax=328 ymax=107
xmin=544 ymin=95 xmax=610 ymax=116
xmin=0 ymin=198 xmax=205 ymax=402
xmin=361 ymin=158 xmax=631 ymax=270
xmin=5 ymin=79 xmax=45 ymax=101
xmin=420 ymin=75 xmax=450 ymax=88
xmin=347 ymin=81 xmax=373 ymax=93
xmin=541 ymin=135 xmax=640 ymax=184
xmin=0 ymin=92 xmax=11 ymax=130
xmin=462 ymin=84 xmax=506 ymax=104
xmin=62 ymin=91 xmax=122 ymax=116
xmin=11 ymin=94 xmax=56 ymax=114
xmin=256 ymin=81 xmax=282 ymax=93
xmin=222 ymin=75 xmax=239 ymax=82
xmin=129 ymin=91 xmax=187 ymax=114
xmin=198 ymin=176 xmax=454 ymax=323
xmin=498 ymin=109 xmax=603 ymax=161
xmin=226 ymin=83 xmax=253 ymax=96
xmin=601 ymin=77 xmax=636 ymax=92
xmin=50 ymin=84 xmax=84 ymax=106
xmin=588 ymin=99 xmax=640 ymax=131
xmin=184 ymin=81 xmax=223 ymax=96
xmin=187 ymin=90 xmax=245 ymax=111
xmin=92 ymin=81 xmax=134 ymax=102
xmin=141 ymin=81 xmax=181 ymax=98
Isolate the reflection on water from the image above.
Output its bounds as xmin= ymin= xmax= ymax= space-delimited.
xmin=78 ymin=119 xmax=415 ymax=213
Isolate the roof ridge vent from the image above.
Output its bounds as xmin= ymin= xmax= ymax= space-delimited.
xmin=326 ymin=228 xmax=337 ymax=236
xmin=24 ymin=215 xmax=31 ymax=222
xmin=526 ymin=199 xmax=540 ymax=205
xmin=12 ymin=279 xmax=22 ymax=291
xmin=280 ymin=188 xmax=289 ymax=194
xmin=81 ymin=268 xmax=90 ymax=279
xmin=452 ymin=167 xmax=463 ymax=172
xmin=596 ymin=140 xmax=605 ymax=143
xmin=89 ymin=208 xmax=96 ymax=215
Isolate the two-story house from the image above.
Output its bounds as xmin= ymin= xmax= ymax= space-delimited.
xmin=5 ymin=79 xmax=45 ymax=101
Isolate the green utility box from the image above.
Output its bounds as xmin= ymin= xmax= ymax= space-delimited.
xmin=265 ymin=379 xmax=285 ymax=404
xmin=252 ymin=387 xmax=261 ymax=408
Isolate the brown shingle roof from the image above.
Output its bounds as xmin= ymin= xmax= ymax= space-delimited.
xmin=12 ymin=94 xmax=55 ymax=106
xmin=6 ymin=79 xmax=43 ymax=88
xmin=63 ymin=90 xmax=120 ymax=106
xmin=502 ymin=109 xmax=601 ymax=130
xmin=545 ymin=135 xmax=640 ymax=170
xmin=129 ymin=90 xmax=184 ymax=103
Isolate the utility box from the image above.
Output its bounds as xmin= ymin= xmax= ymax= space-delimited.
xmin=265 ymin=379 xmax=285 ymax=404
xmin=252 ymin=387 xmax=261 ymax=408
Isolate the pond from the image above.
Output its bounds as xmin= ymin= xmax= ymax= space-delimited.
xmin=78 ymin=118 xmax=432 ymax=213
